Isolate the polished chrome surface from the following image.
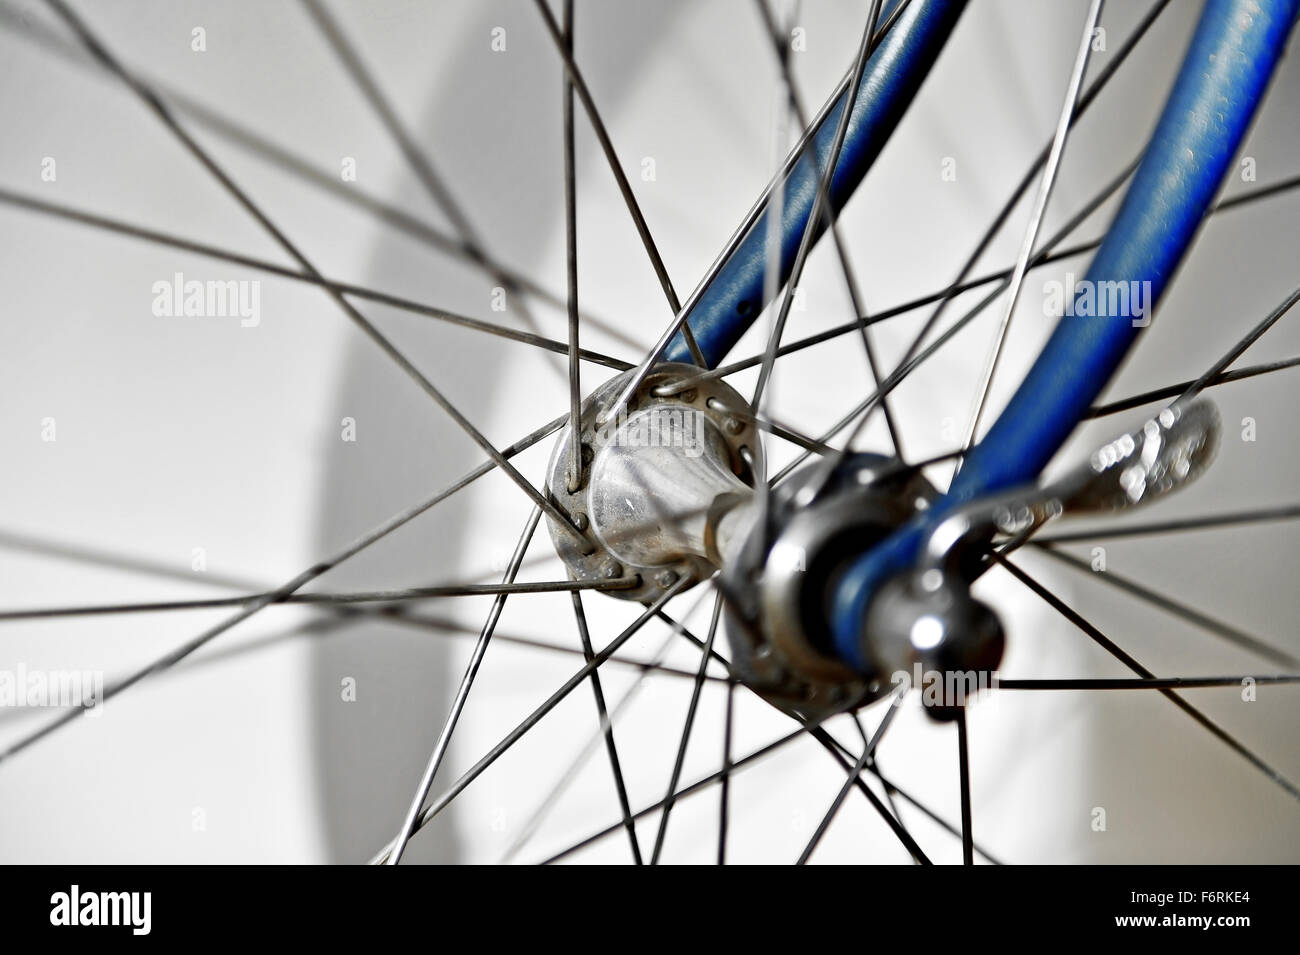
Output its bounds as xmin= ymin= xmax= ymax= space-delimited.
xmin=546 ymin=362 xmax=761 ymax=602
xmin=862 ymin=568 xmax=1006 ymax=722
xmin=923 ymin=398 xmax=1221 ymax=575
xmin=860 ymin=399 xmax=1221 ymax=720
xmin=722 ymin=454 xmax=939 ymax=720
xmin=587 ymin=408 xmax=750 ymax=569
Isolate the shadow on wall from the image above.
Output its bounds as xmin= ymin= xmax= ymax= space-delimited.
xmin=308 ymin=0 xmax=679 ymax=864
xmin=309 ymin=0 xmax=1300 ymax=863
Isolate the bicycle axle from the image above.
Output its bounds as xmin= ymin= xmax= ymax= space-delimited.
xmin=546 ymin=360 xmax=1220 ymax=724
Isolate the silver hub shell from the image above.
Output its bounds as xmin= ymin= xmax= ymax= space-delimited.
xmin=545 ymin=363 xmax=762 ymax=603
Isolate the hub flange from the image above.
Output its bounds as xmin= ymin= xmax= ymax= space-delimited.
xmin=545 ymin=362 xmax=763 ymax=603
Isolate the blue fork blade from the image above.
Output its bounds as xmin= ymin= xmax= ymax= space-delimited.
xmin=665 ymin=0 xmax=968 ymax=368
xmin=830 ymin=0 xmax=1300 ymax=671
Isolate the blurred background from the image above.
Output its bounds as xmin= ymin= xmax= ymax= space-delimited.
xmin=1 ymin=0 xmax=1297 ymax=863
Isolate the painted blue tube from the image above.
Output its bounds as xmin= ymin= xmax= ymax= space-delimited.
xmin=830 ymin=0 xmax=1300 ymax=671
xmin=664 ymin=0 xmax=967 ymax=367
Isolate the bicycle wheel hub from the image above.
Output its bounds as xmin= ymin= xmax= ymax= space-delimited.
xmin=545 ymin=363 xmax=763 ymax=603
xmin=722 ymin=454 xmax=945 ymax=719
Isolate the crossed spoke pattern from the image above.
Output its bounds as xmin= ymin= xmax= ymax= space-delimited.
xmin=1 ymin=0 xmax=1297 ymax=865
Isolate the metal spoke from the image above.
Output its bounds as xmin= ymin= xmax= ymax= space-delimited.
xmin=369 ymin=576 xmax=690 ymax=863
xmin=697 ymin=400 xmax=837 ymax=457
xmin=299 ymin=0 xmax=557 ymax=347
xmin=798 ymin=741 xmax=875 ymax=865
xmin=955 ymin=705 xmax=974 ymax=865
xmin=960 ymin=0 xmax=1104 ymax=454
xmin=854 ymin=725 xmax=918 ymax=865
xmin=0 ymin=571 xmax=719 ymax=689
xmin=753 ymin=0 xmax=903 ymax=456
xmin=1214 ymin=171 xmax=1300 ymax=211
xmin=0 ymin=495 xmax=716 ymax=623
xmin=496 ymin=583 xmax=717 ymax=864
xmin=999 ymin=676 xmax=1300 ymax=690
xmin=0 ymin=614 xmax=342 ymax=731
xmin=796 ymin=686 xmax=903 ymax=864
xmin=783 ymin=0 xmax=1171 ymax=494
xmin=772 ymin=153 xmax=1140 ymax=490
xmin=1175 ymin=283 xmax=1300 ymax=407
xmin=0 ymin=0 xmax=648 ymax=350
xmin=571 ymin=590 xmax=644 ymax=864
xmin=540 ymin=724 xmax=812 ymax=865
xmin=747 ymin=0 xmax=798 ymax=533
xmin=654 ymin=608 xmax=732 ymax=673
xmin=594 ymin=2 xmax=913 ymax=428
xmin=1032 ymin=504 xmax=1300 ymax=544
xmin=562 ymin=0 xmax=585 ymax=490
xmin=582 ymin=604 xmax=927 ymax=864
xmin=539 ymin=703 xmax=990 ymax=865
xmin=16 ymin=0 xmax=1298 ymax=867
xmin=0 ymin=495 xmax=750 ymax=632
xmin=0 ymin=526 xmax=264 ymax=594
xmin=813 ymin=722 xmax=1003 ymax=863
xmin=40 ymin=0 xmax=589 ymax=544
xmin=649 ymin=591 xmax=724 ymax=863
xmin=1033 ymin=545 xmax=1300 ymax=668
xmin=805 ymin=723 xmax=932 ymax=864
xmin=495 ymin=640 xmax=662 ymax=863
xmin=854 ymin=716 xmax=907 ymax=840
xmin=658 ymin=171 xmax=1300 ymax=395
xmin=1087 ymin=356 xmax=1300 ymax=418
xmin=530 ymin=0 xmax=705 ymax=367
xmin=869 ymin=764 xmax=1004 ymax=865
xmin=887 ymin=0 xmax=1169 ymax=430
xmin=0 ymin=576 xmax=639 ymax=622
xmin=387 ymin=507 xmax=542 ymax=865
xmin=0 ymin=407 xmax=567 ymax=762
xmin=996 ymin=555 xmax=1300 ymax=804
xmin=0 ymin=188 xmax=632 ymax=371
xmin=658 ymin=241 xmax=1098 ymax=397
xmin=749 ymin=0 xmax=902 ymax=458
xmin=388 ymin=609 xmax=725 ymax=684
xmin=539 ymin=701 xmax=920 ymax=865
xmin=718 ymin=677 xmax=735 ymax=865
